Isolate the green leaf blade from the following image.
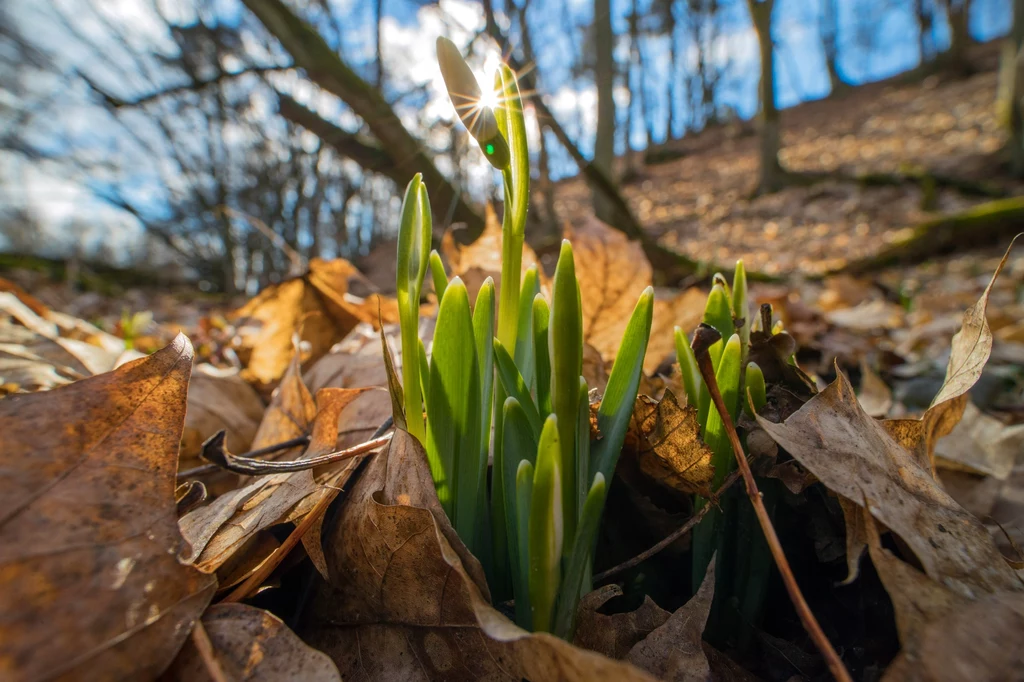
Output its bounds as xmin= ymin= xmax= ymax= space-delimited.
xmin=425 ymin=278 xmax=482 ymax=551
xmin=593 ymin=287 xmax=654 ymax=482
xmin=550 ymin=240 xmax=582 ymax=549
xmin=529 ymin=415 xmax=563 ymax=634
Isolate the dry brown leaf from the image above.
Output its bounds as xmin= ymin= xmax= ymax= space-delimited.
xmin=574 ymin=587 xmax=671 ymax=660
xmin=569 ymin=216 xmax=652 ymax=365
xmin=626 ymin=391 xmax=715 ymax=497
xmin=838 ymin=496 xmax=869 ymax=585
xmin=883 ymin=238 xmax=1019 ymax=472
xmin=0 ymin=334 xmax=216 ymax=680
xmin=583 ymin=342 xmax=609 ymax=394
xmin=181 ymin=367 xmax=266 ymax=461
xmin=931 ymin=237 xmax=1017 ymax=408
xmin=862 ymin=506 xmax=1024 ymax=682
xmin=303 ymin=321 xmax=416 ymax=450
xmin=934 ymin=402 xmax=1024 ymax=480
xmin=440 ymin=204 xmax=545 ymax=303
xmin=757 ymin=370 xmax=1020 ymax=598
xmin=250 ymin=348 xmax=317 ymax=453
xmin=573 ymin=559 xmax=715 ymax=682
xmin=300 ymin=428 xmax=660 ymax=681
xmin=231 ymin=258 xmax=398 ymax=385
xmin=180 ymin=381 xmax=371 ymax=575
xmin=884 ymin=591 xmax=1024 ymax=682
xmin=164 ymin=603 xmax=340 ymax=681
xmin=858 ymin=359 xmax=893 ymax=418
xmin=647 ymin=288 xmax=708 ymax=374
xmin=625 ymin=556 xmax=715 ymax=682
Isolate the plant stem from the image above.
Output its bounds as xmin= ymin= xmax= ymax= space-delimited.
xmin=691 ymin=324 xmax=853 ymax=682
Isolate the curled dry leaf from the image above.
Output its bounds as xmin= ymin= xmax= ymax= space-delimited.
xmin=757 ymin=370 xmax=1020 ymax=598
xmin=0 ymin=334 xmax=216 ymax=681
xmin=303 ymin=321 xmax=409 ymax=447
xmin=440 ymin=204 xmax=545 ymax=301
xmin=625 ymin=390 xmax=715 ymax=497
xmin=231 ymin=258 xmax=398 ymax=385
xmin=164 ymin=603 xmax=340 ymax=682
xmin=179 ymin=351 xmax=372 ymax=577
xmin=300 ymin=429 xmax=660 ymax=682
xmin=0 ymin=291 xmax=132 ymax=393
xmin=883 ymin=237 xmax=1017 ymax=473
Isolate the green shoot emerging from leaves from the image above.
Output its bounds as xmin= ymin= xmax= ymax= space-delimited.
xmin=387 ymin=41 xmax=654 ymax=640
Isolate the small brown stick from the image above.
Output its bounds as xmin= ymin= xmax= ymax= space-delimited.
xmin=190 ymin=618 xmax=229 ymax=682
xmin=177 ymin=434 xmax=312 ymax=479
xmin=594 ymin=469 xmax=743 ymax=582
xmin=691 ymin=324 xmax=853 ymax=682
xmin=197 ymin=430 xmax=391 ymax=476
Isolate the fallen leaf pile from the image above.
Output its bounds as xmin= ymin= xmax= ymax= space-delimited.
xmin=0 ymin=212 xmax=1021 ymax=679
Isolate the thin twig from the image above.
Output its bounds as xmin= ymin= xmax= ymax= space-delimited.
xmin=690 ymin=324 xmax=853 ymax=682
xmin=197 ymin=430 xmax=389 ymax=476
xmin=178 ymin=434 xmax=311 ymax=479
xmin=190 ymin=619 xmax=229 ymax=682
xmin=594 ymin=469 xmax=743 ymax=583
xmin=219 ymin=419 xmax=395 ymax=603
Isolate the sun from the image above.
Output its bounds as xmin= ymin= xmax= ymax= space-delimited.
xmin=477 ymin=77 xmax=500 ymax=110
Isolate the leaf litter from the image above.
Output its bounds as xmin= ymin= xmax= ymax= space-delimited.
xmin=1 ymin=229 xmax=1022 ymax=680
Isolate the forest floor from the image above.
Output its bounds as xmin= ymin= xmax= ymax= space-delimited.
xmin=1 ymin=41 xmax=1022 ymax=682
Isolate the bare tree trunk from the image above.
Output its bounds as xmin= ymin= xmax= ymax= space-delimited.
xmin=625 ymin=3 xmax=639 ymax=175
xmin=747 ymin=0 xmax=785 ymax=194
xmin=819 ymin=0 xmax=843 ymax=92
xmin=915 ymin=0 xmax=933 ymax=63
xmin=999 ymin=0 xmax=1024 ymax=175
xmin=593 ymin=0 xmax=616 ymax=221
xmin=667 ymin=4 xmax=679 ymax=138
xmin=947 ymin=0 xmax=971 ymax=68
xmin=938 ymin=0 xmax=972 ymax=72
xmin=374 ymin=0 xmax=384 ymax=90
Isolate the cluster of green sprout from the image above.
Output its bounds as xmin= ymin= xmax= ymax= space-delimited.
xmin=388 ymin=38 xmax=653 ymax=639
xmin=676 ymin=266 xmax=783 ymax=644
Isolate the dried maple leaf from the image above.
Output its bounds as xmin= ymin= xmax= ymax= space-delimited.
xmin=164 ymin=603 xmax=340 ymax=682
xmin=570 ymin=216 xmax=652 ymax=363
xmin=231 ymin=258 xmax=398 ymax=385
xmin=0 ymin=334 xmax=216 ymax=681
xmin=757 ymin=370 xmax=1020 ymax=598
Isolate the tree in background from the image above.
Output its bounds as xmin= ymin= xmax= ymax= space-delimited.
xmin=999 ymin=0 xmax=1024 ymax=175
xmin=820 ymin=0 xmax=847 ymax=92
xmin=746 ymin=0 xmax=786 ymax=194
xmin=593 ymin=0 xmax=617 ymax=223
